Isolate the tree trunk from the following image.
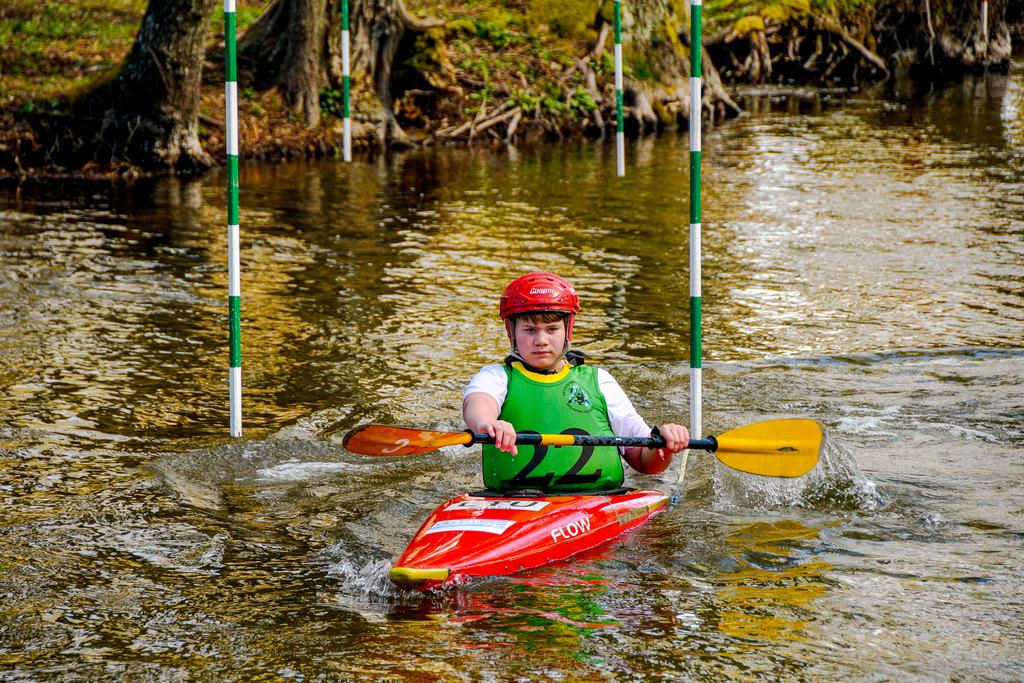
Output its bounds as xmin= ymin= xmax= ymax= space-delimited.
xmin=283 ymin=0 xmax=328 ymax=126
xmin=74 ymin=0 xmax=217 ymax=171
xmin=237 ymin=0 xmax=328 ymax=127
xmin=618 ymin=0 xmax=740 ymax=133
xmin=347 ymin=0 xmax=430 ymax=145
xmin=237 ymin=0 xmax=441 ymax=142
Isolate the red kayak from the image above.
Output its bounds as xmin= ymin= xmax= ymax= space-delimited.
xmin=388 ymin=488 xmax=669 ymax=590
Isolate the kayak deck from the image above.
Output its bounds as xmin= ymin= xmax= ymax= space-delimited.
xmin=389 ymin=488 xmax=668 ymax=590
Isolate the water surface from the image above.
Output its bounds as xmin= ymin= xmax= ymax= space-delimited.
xmin=0 ymin=64 xmax=1022 ymax=680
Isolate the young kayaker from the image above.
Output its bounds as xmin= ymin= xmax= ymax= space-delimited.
xmin=463 ymin=272 xmax=690 ymax=493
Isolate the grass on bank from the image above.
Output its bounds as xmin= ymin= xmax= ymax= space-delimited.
xmin=0 ymin=0 xmax=264 ymax=105
xmin=1 ymin=0 xmax=818 ymax=109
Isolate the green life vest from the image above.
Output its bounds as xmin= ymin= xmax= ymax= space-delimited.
xmin=482 ymin=361 xmax=625 ymax=493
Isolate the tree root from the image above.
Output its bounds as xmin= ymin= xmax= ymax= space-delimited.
xmin=707 ymin=10 xmax=890 ymax=86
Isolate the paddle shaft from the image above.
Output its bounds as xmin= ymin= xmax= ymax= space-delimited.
xmin=342 ymin=419 xmax=821 ymax=477
xmin=469 ymin=432 xmax=717 ymax=452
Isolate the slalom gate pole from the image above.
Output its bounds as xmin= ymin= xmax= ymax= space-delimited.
xmin=674 ymin=0 xmax=704 ymax=494
xmin=224 ymin=0 xmax=242 ymax=437
xmin=981 ymin=0 xmax=988 ymax=44
xmin=614 ymin=0 xmax=625 ymax=177
xmin=342 ymin=0 xmax=352 ymax=161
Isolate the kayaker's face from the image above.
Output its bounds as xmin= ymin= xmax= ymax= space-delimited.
xmin=512 ymin=317 xmax=567 ymax=371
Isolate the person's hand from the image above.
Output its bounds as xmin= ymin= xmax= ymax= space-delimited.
xmin=628 ymin=423 xmax=690 ymax=475
xmin=481 ymin=419 xmax=518 ymax=455
xmin=656 ymin=423 xmax=689 ymax=454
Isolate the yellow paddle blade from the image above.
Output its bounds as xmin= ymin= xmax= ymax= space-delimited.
xmin=342 ymin=425 xmax=473 ymax=456
xmin=713 ymin=419 xmax=823 ymax=478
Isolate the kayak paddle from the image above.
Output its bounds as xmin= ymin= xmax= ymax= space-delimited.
xmin=342 ymin=418 xmax=822 ymax=478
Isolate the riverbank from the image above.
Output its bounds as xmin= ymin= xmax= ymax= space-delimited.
xmin=0 ymin=0 xmax=1017 ymax=178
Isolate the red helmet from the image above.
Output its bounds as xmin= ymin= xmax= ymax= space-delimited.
xmin=500 ymin=272 xmax=580 ymax=340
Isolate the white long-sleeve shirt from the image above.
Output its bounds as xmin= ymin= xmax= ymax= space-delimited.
xmin=463 ymin=364 xmax=653 ymax=440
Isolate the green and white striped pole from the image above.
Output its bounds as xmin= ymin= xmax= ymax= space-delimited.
xmin=224 ymin=0 xmax=242 ymax=437
xmin=689 ymin=0 xmax=703 ymax=442
xmin=342 ymin=0 xmax=352 ymax=161
xmin=613 ymin=0 xmax=625 ymax=176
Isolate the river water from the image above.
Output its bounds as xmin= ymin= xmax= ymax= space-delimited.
xmin=1 ymin=63 xmax=1022 ymax=681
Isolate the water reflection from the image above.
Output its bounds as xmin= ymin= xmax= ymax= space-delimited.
xmin=714 ymin=520 xmax=831 ymax=644
xmin=4 ymin=83 xmax=1022 ymax=442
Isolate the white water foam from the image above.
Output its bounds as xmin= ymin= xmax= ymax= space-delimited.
xmin=256 ymin=460 xmax=355 ymax=482
xmin=714 ymin=434 xmax=885 ymax=512
xmin=322 ymin=544 xmax=405 ymax=599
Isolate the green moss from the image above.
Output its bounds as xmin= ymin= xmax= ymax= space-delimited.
xmin=459 ymin=56 xmax=492 ymax=82
xmin=529 ymin=0 xmax=601 ymax=39
xmin=652 ymin=97 xmax=674 ymax=125
xmin=734 ymin=14 xmax=767 ymax=34
xmin=763 ymin=5 xmax=788 ymax=22
xmin=474 ymin=19 xmax=507 ymax=47
xmin=811 ymin=0 xmax=874 ymax=14
xmin=513 ymin=88 xmax=542 ymax=112
xmin=593 ymin=51 xmax=616 ymax=75
xmin=446 ymin=18 xmax=477 ymax=34
xmin=570 ymin=86 xmax=597 ymax=112
xmin=705 ymin=0 xmax=769 ymax=26
xmin=784 ymin=0 xmax=813 ymax=10
xmin=661 ymin=15 xmax=687 ymax=57
xmin=625 ymin=52 xmax=657 ymax=82
xmin=543 ymin=95 xmax=566 ymax=114
xmin=406 ymin=28 xmax=448 ymax=73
